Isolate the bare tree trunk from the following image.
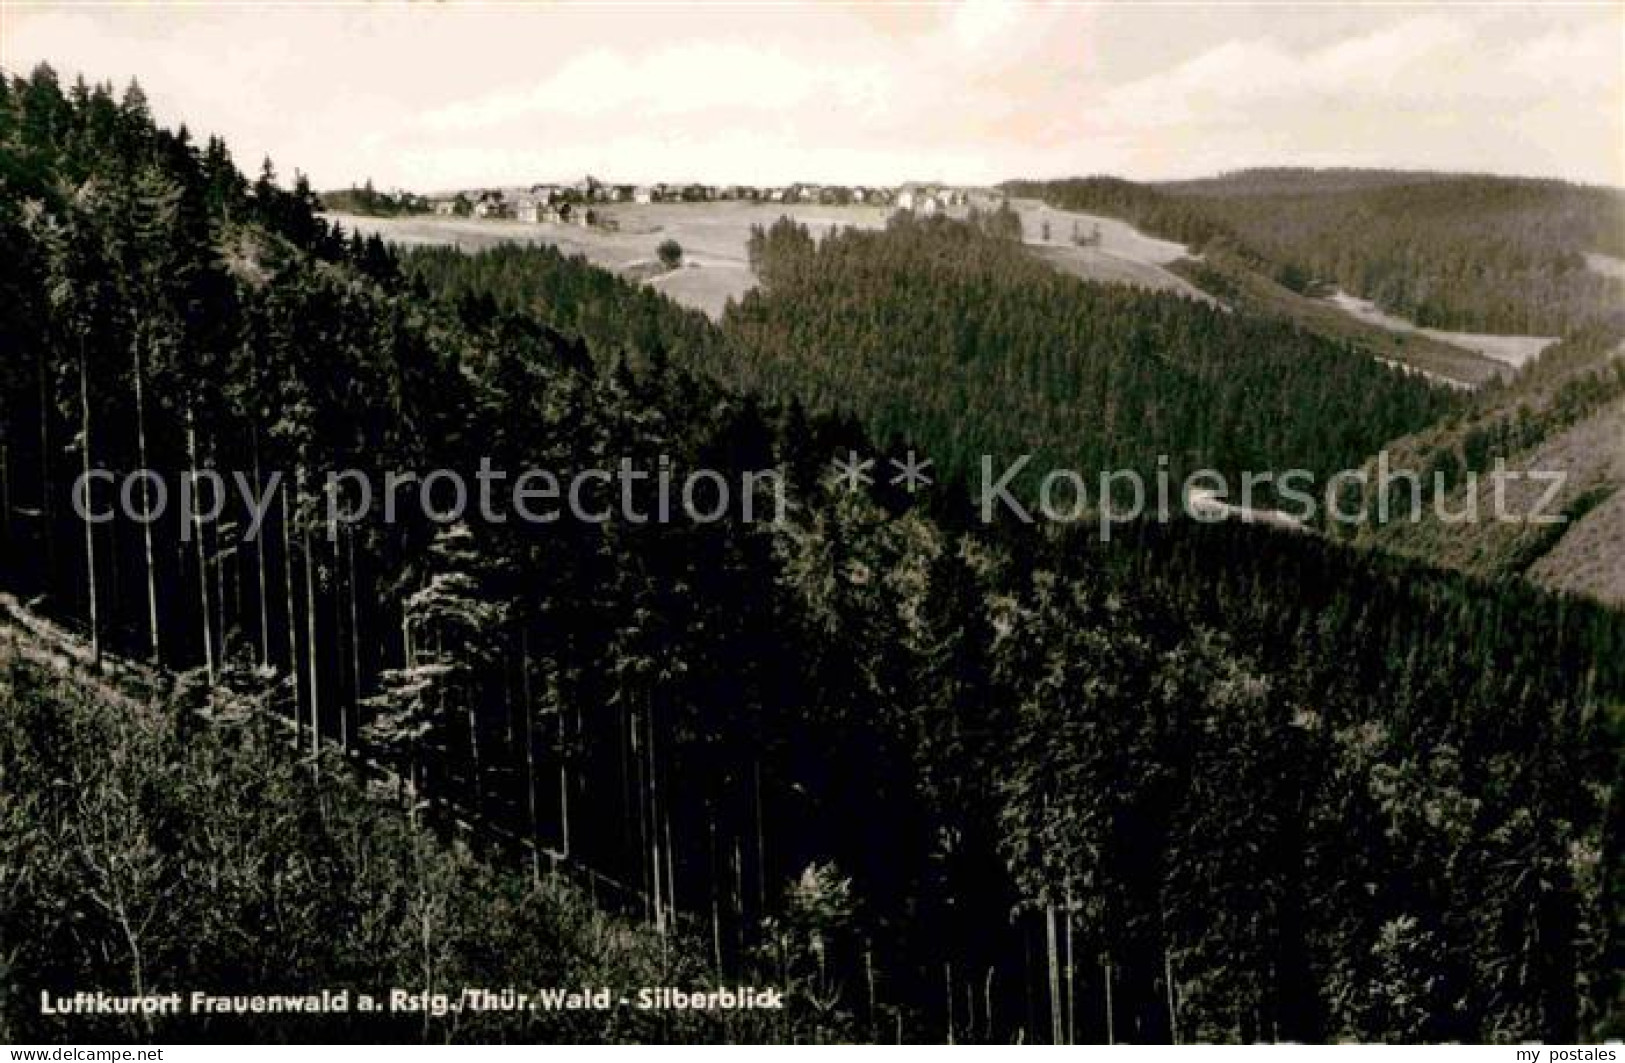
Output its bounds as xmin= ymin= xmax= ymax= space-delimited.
xmin=984 ymin=966 xmax=997 ymax=1045
xmin=345 ymin=526 xmax=362 ymax=746
xmin=132 ymin=332 xmax=159 ymax=661
xmin=185 ymin=405 xmax=213 ymax=684
xmin=557 ymin=676 xmax=573 ymax=859
xmin=1045 ymin=904 xmax=1063 ymax=1045
xmin=709 ymin=815 xmax=723 ymax=970
xmin=77 ymin=339 xmax=99 ymax=664
xmin=211 ymin=500 xmax=227 ymax=672
xmin=330 ymin=528 xmax=348 ymax=752
xmin=251 ymin=426 xmax=270 ymax=667
xmin=518 ymin=629 xmax=539 ymax=862
xmin=464 ymin=674 xmax=483 ymax=811
xmin=663 ymin=803 xmax=677 ymax=933
xmin=1103 ymin=953 xmax=1115 ymax=1046
xmin=37 ymin=345 xmax=56 ymax=599
xmin=280 ymin=479 xmax=302 ymax=746
xmin=645 ymin=705 xmax=666 ymax=934
xmin=299 ymin=471 xmax=320 ymax=765
xmin=732 ymin=834 xmax=746 ymax=956
xmin=1165 ymin=944 xmax=1179 ymax=1044
xmin=1064 ymin=902 xmax=1077 ymax=1045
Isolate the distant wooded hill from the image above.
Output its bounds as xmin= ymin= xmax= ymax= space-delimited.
xmin=1006 ymin=169 xmax=1625 ymax=335
xmin=1346 ymin=315 xmax=1625 ymax=605
xmin=720 ymin=211 xmax=1455 ymax=497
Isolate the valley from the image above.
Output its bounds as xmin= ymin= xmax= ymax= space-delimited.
xmin=335 ymin=195 xmax=1543 ymax=394
xmin=1 ymin=62 xmax=1621 ymax=1048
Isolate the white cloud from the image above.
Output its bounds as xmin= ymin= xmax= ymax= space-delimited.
xmin=3 ymin=2 xmax=1618 ymax=188
xmin=422 ymin=42 xmax=890 ymax=132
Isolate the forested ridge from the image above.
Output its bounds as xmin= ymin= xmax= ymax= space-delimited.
xmin=1 ymin=66 xmax=1622 ymax=1044
xmin=1007 ymin=171 xmax=1625 ymax=335
xmin=717 ymin=213 xmax=1454 ymax=499
xmin=1344 ymin=318 xmax=1625 ymax=604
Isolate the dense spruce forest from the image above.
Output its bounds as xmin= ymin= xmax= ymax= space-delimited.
xmin=718 ymin=212 xmax=1455 ymax=498
xmin=1006 ymin=172 xmax=1625 ymax=335
xmin=1343 ymin=318 xmax=1625 ymax=604
xmin=1 ymin=66 xmax=1622 ymax=1044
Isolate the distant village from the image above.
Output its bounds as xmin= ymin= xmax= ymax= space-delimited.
xmin=327 ymin=175 xmax=1008 ymax=227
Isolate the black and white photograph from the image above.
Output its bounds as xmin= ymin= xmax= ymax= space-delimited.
xmin=0 ymin=0 xmax=1621 ymax=1049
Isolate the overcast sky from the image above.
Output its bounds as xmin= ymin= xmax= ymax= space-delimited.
xmin=3 ymin=1 xmax=1620 ymax=190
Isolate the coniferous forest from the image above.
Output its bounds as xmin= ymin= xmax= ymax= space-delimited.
xmin=1 ymin=68 xmax=1622 ymax=1045
xmin=1006 ymin=172 xmax=1625 ymax=335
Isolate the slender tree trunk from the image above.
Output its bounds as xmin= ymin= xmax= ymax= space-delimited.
xmin=709 ymin=815 xmax=723 ymax=970
xmin=331 ymin=530 xmax=348 ymax=751
xmin=346 ymin=526 xmax=362 ymax=743
xmin=185 ymin=405 xmax=213 ymax=683
xmin=518 ymin=629 xmax=540 ymax=881
xmin=251 ymin=427 xmax=270 ymax=667
xmin=280 ymin=479 xmax=302 ymax=746
xmin=732 ymin=834 xmax=746 ymax=956
xmin=211 ymin=500 xmax=227 ymax=673
xmin=984 ymin=966 xmax=997 ymax=1045
xmin=77 ymin=338 xmax=99 ymax=664
xmin=557 ymin=674 xmax=573 ymax=859
xmin=1103 ymin=953 xmax=1115 ymax=1046
xmin=132 ymin=330 xmax=159 ymax=661
xmin=299 ymin=471 xmax=320 ymax=764
xmin=37 ymin=344 xmax=55 ymax=599
xmin=1064 ymin=903 xmax=1077 ymax=1045
xmin=1045 ymin=904 xmax=1063 ymax=1045
xmin=663 ymin=803 xmax=677 ymax=933
xmin=1165 ymin=944 xmax=1179 ymax=1044
xmin=645 ymin=706 xmax=665 ymax=934
xmin=518 ymin=629 xmax=539 ymax=840
xmin=864 ymin=944 xmax=879 ymax=1042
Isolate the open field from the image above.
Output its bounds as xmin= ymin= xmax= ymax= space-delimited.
xmin=328 ymin=197 xmax=1225 ymax=317
xmin=327 ymin=201 xmax=891 ymax=317
xmin=1171 ymin=253 xmax=1511 ymax=388
xmin=1324 ymin=290 xmax=1559 ymax=368
xmin=1007 ymin=198 xmax=1218 ymax=304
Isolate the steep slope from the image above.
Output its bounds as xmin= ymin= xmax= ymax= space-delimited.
xmin=1173 ymin=248 xmax=1507 ymax=387
xmin=1160 ymin=168 xmax=1625 ymax=335
xmin=0 ymin=608 xmax=802 ymax=1044
xmin=1006 ymin=196 xmax=1217 ymax=304
xmin=1010 ymin=171 xmax=1625 ymax=387
xmin=1004 ymin=176 xmax=1514 ymax=386
xmin=1343 ymin=322 xmax=1625 ymax=604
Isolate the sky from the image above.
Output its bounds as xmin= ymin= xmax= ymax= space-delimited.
xmin=2 ymin=1 xmax=1621 ymax=191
